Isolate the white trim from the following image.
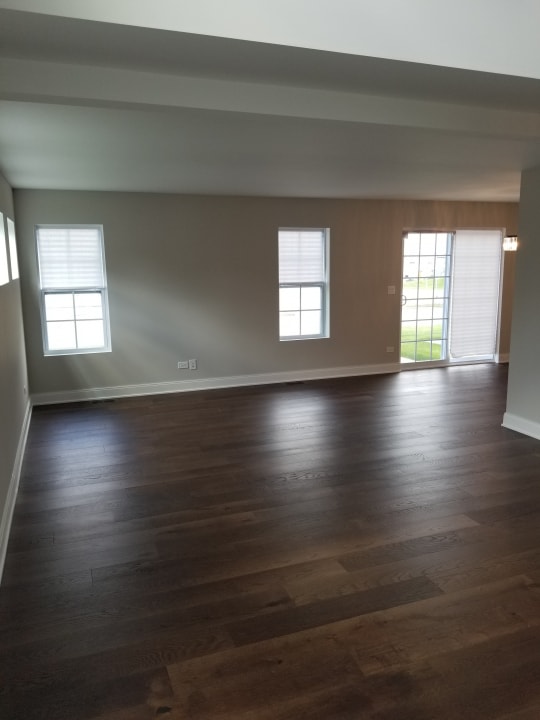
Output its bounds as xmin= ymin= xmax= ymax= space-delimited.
xmin=0 ymin=399 xmax=32 ymax=583
xmin=31 ymin=363 xmax=400 ymax=406
xmin=502 ymin=412 xmax=540 ymax=441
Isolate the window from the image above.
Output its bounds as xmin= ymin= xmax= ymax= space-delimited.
xmin=0 ymin=213 xmax=8 ymax=286
xmin=278 ymin=228 xmax=329 ymax=340
xmin=7 ymin=218 xmax=19 ymax=280
xmin=36 ymin=225 xmax=111 ymax=355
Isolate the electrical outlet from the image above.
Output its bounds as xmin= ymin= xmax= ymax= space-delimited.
xmin=178 ymin=361 xmax=189 ymax=369
xmin=189 ymin=358 xmax=197 ymax=370
xmin=386 ymin=346 xmax=395 ymax=353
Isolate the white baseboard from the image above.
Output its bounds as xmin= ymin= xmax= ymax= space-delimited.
xmin=502 ymin=412 xmax=540 ymax=441
xmin=31 ymin=362 xmax=400 ymax=406
xmin=0 ymin=399 xmax=32 ymax=582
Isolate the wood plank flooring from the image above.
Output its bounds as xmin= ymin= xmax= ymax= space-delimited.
xmin=2 ymin=364 xmax=540 ymax=719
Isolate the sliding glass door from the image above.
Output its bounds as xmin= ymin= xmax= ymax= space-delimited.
xmin=400 ymin=230 xmax=502 ymax=365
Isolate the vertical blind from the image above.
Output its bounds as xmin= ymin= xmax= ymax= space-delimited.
xmin=278 ymin=229 xmax=326 ymax=284
xmin=449 ymin=230 xmax=502 ymax=359
xmin=36 ymin=226 xmax=105 ymax=289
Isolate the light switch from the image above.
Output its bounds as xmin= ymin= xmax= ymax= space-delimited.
xmin=387 ymin=285 xmax=396 ymax=295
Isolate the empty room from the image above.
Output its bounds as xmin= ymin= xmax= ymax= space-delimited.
xmin=2 ymin=2 xmax=540 ymax=719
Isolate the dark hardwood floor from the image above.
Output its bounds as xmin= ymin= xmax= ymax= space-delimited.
xmin=2 ymin=364 xmax=540 ymax=719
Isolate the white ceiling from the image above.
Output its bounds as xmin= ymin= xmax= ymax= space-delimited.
xmin=1 ymin=4 xmax=540 ymax=200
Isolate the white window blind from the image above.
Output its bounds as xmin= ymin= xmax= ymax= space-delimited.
xmin=279 ymin=230 xmax=325 ymax=284
xmin=449 ymin=230 xmax=502 ymax=359
xmin=37 ymin=226 xmax=105 ymax=289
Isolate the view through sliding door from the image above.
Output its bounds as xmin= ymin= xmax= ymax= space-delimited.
xmin=400 ymin=230 xmax=502 ymax=365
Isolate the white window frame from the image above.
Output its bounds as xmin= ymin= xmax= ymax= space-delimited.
xmin=35 ymin=224 xmax=111 ymax=356
xmin=278 ymin=227 xmax=329 ymax=341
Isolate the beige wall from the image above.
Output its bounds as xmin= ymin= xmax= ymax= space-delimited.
xmin=14 ymin=191 xmax=518 ymax=397
xmin=0 ymin=172 xmax=29 ymax=563
xmin=505 ymin=165 xmax=540 ymax=436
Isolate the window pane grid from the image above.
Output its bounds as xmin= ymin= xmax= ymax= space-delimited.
xmin=44 ymin=291 xmax=106 ymax=352
xmin=279 ymin=283 xmax=324 ymax=338
xmin=401 ymin=231 xmax=451 ymax=363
